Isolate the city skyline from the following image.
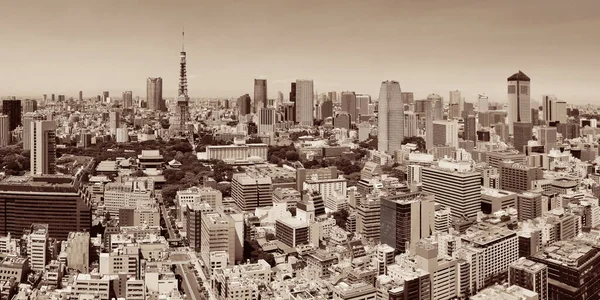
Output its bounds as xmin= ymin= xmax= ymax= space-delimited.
xmin=0 ymin=0 xmax=599 ymax=104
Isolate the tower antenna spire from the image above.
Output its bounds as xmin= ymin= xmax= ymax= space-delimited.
xmin=182 ymin=27 xmax=185 ymax=52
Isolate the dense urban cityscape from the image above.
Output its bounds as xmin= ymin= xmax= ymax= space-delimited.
xmin=1 ymin=1 xmax=600 ymax=300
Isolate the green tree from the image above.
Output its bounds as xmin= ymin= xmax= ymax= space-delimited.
xmin=401 ymin=136 xmax=427 ymax=152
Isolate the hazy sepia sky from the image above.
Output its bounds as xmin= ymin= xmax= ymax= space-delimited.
xmin=0 ymin=0 xmax=598 ymax=104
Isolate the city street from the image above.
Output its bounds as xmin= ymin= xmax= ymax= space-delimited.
xmin=175 ymin=263 xmax=202 ymax=300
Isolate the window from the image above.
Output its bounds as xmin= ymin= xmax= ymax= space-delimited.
xmin=508 ymin=85 xmax=516 ymax=94
xmin=520 ymin=85 xmax=529 ymax=95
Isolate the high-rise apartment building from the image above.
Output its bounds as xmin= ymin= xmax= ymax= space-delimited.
xmin=253 ymin=79 xmax=267 ymax=113
xmin=422 ymin=160 xmax=481 ymax=221
xmin=122 ymin=91 xmax=133 ymax=109
xmin=146 ymin=77 xmax=163 ymax=111
xmin=2 ymin=99 xmax=21 ymax=131
xmin=507 ymin=71 xmax=531 ymax=134
xmin=378 ymin=80 xmax=404 ymax=154
xmin=341 ymin=91 xmax=357 ymax=123
xmin=295 ymin=80 xmax=314 ymax=127
xmin=380 ymin=192 xmax=435 ymax=254
xmin=31 ymin=120 xmax=57 ymax=175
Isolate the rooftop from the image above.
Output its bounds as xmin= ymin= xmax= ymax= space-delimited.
xmin=533 ymin=239 xmax=597 ymax=268
xmin=507 ymin=70 xmax=531 ymax=82
xmin=277 ymin=217 xmax=308 ymax=229
xmin=462 ymin=223 xmax=516 ymax=247
xmin=510 ymin=257 xmax=547 ymax=273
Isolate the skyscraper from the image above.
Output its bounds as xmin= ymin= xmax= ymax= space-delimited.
xmin=377 ymin=81 xmax=404 ymax=154
xmin=295 ymin=80 xmax=314 ymax=127
xmin=327 ymin=91 xmax=337 ymax=103
xmin=102 ymin=91 xmax=109 ymax=102
xmin=478 ymin=94 xmax=489 ymax=113
xmin=23 ymin=112 xmax=45 ymax=151
xmin=254 ymin=79 xmax=267 ymax=113
xmin=433 ymin=120 xmax=459 ymax=148
xmin=2 ymin=100 xmax=21 ymax=131
xmin=0 ymin=115 xmax=9 ymax=147
xmin=78 ymin=91 xmax=83 ymax=102
xmin=513 ymin=122 xmax=533 ymax=153
xmin=31 ymin=120 xmax=57 ymax=175
xmin=23 ymin=99 xmax=37 ymax=114
xmin=404 ymin=111 xmax=418 ymax=137
xmin=122 ymin=91 xmax=133 ymax=109
xmin=341 ymin=91 xmax=357 ymax=123
xmin=542 ymin=95 xmax=556 ymax=123
xmin=277 ymin=91 xmax=284 ymax=107
xmin=357 ymin=94 xmax=371 ymax=118
xmin=427 ymin=93 xmax=443 ymax=121
xmin=449 ymin=90 xmax=461 ymax=115
xmin=258 ymin=107 xmax=276 ymax=134
xmin=554 ymin=101 xmax=567 ymax=124
xmin=109 ymin=111 xmax=120 ymax=132
xmin=507 ymin=71 xmax=531 ymax=134
xmin=320 ymin=100 xmax=333 ymax=120
xmin=425 ymin=100 xmax=434 ymax=151
xmin=464 ymin=115 xmax=476 ymax=143
xmin=401 ymin=92 xmax=414 ymax=106
xmin=422 ymin=161 xmax=481 ymax=222
xmin=380 ymin=192 xmax=435 ymax=254
xmin=237 ymin=94 xmax=252 ymax=116
xmin=538 ymin=126 xmax=557 ymax=152
xmin=146 ymin=77 xmax=163 ymax=111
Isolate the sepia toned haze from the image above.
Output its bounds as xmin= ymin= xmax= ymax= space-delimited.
xmin=0 ymin=0 xmax=598 ymax=104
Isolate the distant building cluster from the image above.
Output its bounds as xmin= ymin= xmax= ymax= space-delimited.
xmin=2 ymin=32 xmax=600 ymax=300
